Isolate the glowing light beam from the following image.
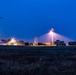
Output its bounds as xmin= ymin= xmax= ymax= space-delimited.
xmin=38 ymin=29 xmax=74 ymax=44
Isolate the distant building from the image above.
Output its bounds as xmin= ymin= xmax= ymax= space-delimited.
xmin=6 ymin=38 xmax=25 ymax=46
xmin=68 ymin=41 xmax=76 ymax=46
xmin=0 ymin=40 xmax=6 ymax=45
xmin=17 ymin=41 xmax=25 ymax=46
xmin=6 ymin=38 xmax=17 ymax=46
xmin=54 ymin=40 xmax=66 ymax=46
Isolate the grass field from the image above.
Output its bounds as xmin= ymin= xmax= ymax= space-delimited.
xmin=0 ymin=46 xmax=76 ymax=75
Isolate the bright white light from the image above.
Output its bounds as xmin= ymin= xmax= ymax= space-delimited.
xmin=49 ymin=28 xmax=54 ymax=34
xmin=38 ymin=29 xmax=74 ymax=44
xmin=11 ymin=38 xmax=16 ymax=43
xmin=49 ymin=28 xmax=54 ymax=45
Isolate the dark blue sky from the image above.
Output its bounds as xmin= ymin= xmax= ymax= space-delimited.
xmin=0 ymin=0 xmax=76 ymax=40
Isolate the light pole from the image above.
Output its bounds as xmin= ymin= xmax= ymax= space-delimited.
xmin=49 ymin=28 xmax=54 ymax=45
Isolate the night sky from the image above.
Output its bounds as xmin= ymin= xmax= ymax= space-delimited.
xmin=0 ymin=0 xmax=76 ymax=41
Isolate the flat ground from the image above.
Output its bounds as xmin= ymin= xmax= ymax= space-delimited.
xmin=0 ymin=46 xmax=76 ymax=75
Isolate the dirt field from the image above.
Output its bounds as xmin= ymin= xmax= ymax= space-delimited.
xmin=0 ymin=46 xmax=76 ymax=75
